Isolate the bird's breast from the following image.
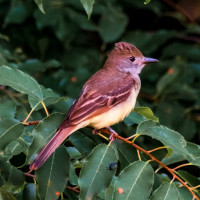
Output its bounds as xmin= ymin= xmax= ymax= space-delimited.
xmin=88 ymin=87 xmax=139 ymax=129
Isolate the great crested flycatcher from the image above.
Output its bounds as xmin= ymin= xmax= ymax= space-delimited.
xmin=30 ymin=42 xmax=158 ymax=170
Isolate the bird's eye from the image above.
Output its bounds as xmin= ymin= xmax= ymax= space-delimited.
xmin=129 ymin=56 xmax=135 ymax=62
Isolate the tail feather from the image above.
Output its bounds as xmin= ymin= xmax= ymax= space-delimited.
xmin=29 ymin=126 xmax=75 ymax=170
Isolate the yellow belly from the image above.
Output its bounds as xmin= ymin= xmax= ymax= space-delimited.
xmin=88 ymin=88 xmax=138 ymax=129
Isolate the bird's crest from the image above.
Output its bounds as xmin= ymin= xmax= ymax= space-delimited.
xmin=112 ymin=42 xmax=143 ymax=57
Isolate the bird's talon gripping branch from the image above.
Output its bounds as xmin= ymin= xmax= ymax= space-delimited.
xmin=92 ymin=128 xmax=98 ymax=135
xmin=91 ymin=128 xmax=109 ymax=140
xmin=106 ymin=127 xmax=118 ymax=142
xmin=91 ymin=127 xmax=117 ymax=141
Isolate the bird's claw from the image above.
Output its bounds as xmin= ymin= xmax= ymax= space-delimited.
xmin=90 ymin=127 xmax=118 ymax=142
xmin=107 ymin=127 xmax=118 ymax=142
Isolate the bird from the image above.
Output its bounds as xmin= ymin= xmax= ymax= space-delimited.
xmin=29 ymin=42 xmax=158 ymax=170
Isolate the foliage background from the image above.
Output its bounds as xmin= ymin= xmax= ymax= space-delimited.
xmin=0 ymin=0 xmax=200 ymax=199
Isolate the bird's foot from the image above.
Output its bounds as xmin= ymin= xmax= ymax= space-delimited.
xmin=90 ymin=127 xmax=118 ymax=142
xmin=106 ymin=127 xmax=118 ymax=142
xmin=92 ymin=128 xmax=98 ymax=135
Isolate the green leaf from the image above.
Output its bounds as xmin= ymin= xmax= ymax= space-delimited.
xmin=27 ymin=113 xmax=65 ymax=162
xmin=162 ymin=43 xmax=200 ymax=62
xmin=0 ymin=46 xmax=13 ymax=60
xmin=113 ymin=161 xmax=154 ymax=200
xmin=20 ymin=59 xmax=45 ymax=73
xmin=161 ymin=152 xmax=185 ymax=166
xmin=0 ymin=65 xmax=43 ymax=100
xmin=104 ymin=176 xmax=117 ymax=200
xmin=0 ymin=188 xmax=16 ymax=200
xmin=36 ymin=146 xmax=70 ymax=200
xmin=69 ymin=131 xmax=97 ymax=157
xmin=182 ymin=142 xmax=200 ymax=166
xmin=122 ymin=30 xmax=176 ymax=55
xmin=144 ymin=0 xmax=151 ymax=4
xmin=158 ymin=174 xmax=171 ymax=182
xmin=98 ymin=5 xmax=128 ymax=42
xmin=64 ymin=189 xmax=79 ymax=200
xmin=156 ymin=101 xmax=185 ymax=129
xmin=124 ymin=105 xmax=158 ymax=126
xmin=137 ymin=120 xmax=191 ymax=159
xmin=178 ymin=117 xmax=196 ymax=141
xmin=152 ymin=174 xmax=162 ymax=192
xmin=20 ymin=59 xmax=60 ymax=74
xmin=124 ymin=111 xmax=146 ymax=126
xmin=177 ymin=170 xmax=200 ymax=188
xmin=115 ymin=140 xmax=138 ymax=170
xmin=177 ymin=187 xmax=193 ymax=200
xmin=4 ymin=139 xmax=28 ymax=159
xmin=79 ymin=144 xmax=118 ymax=200
xmin=23 ymin=183 xmax=37 ymax=200
xmin=156 ymin=65 xmax=181 ymax=96
xmin=66 ymin=146 xmax=82 ymax=160
xmin=34 ymin=0 xmax=45 ymax=14
xmin=80 ymin=0 xmax=95 ymax=19
xmin=69 ymin=162 xmax=78 ymax=186
xmin=0 ymin=156 xmax=25 ymax=192
xmin=186 ymin=142 xmax=200 ymax=157
xmin=4 ymin=0 xmax=31 ymax=26
xmin=67 ymin=8 xmax=97 ymax=30
xmin=28 ymin=85 xmax=61 ymax=110
xmin=0 ymin=100 xmax=16 ymax=119
xmin=149 ymin=182 xmax=179 ymax=200
xmin=134 ymin=107 xmax=159 ymax=122
xmin=0 ymin=119 xmax=24 ymax=152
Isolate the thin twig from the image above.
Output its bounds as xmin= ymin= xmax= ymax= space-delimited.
xmin=66 ymin=186 xmax=80 ymax=193
xmin=22 ymin=120 xmax=40 ymax=126
xmin=148 ymin=146 xmax=168 ymax=153
xmin=41 ymin=101 xmax=49 ymax=116
xmin=23 ymin=109 xmax=34 ymax=123
xmin=192 ymin=185 xmax=200 ymax=190
xmin=172 ymin=163 xmax=192 ymax=171
xmin=24 ymin=172 xmax=35 ymax=178
xmin=97 ymin=132 xmax=109 ymax=141
xmin=137 ymin=149 xmax=141 ymax=161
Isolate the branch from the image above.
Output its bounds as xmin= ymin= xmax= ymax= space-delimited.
xmin=22 ymin=120 xmax=40 ymax=126
xmin=66 ymin=186 xmax=80 ymax=194
xmin=24 ymin=172 xmax=35 ymax=178
xmin=98 ymin=128 xmax=200 ymax=200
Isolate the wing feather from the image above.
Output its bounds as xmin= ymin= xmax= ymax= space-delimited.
xmin=67 ymin=79 xmax=136 ymax=125
xmin=59 ymin=71 xmax=138 ymax=130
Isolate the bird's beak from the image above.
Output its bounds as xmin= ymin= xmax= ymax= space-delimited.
xmin=143 ymin=57 xmax=159 ymax=64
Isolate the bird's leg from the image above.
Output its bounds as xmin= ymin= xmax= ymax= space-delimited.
xmin=92 ymin=128 xmax=97 ymax=134
xmin=90 ymin=127 xmax=118 ymax=142
xmin=90 ymin=127 xmax=110 ymax=141
xmin=106 ymin=127 xmax=118 ymax=141
xmin=88 ymin=127 xmax=98 ymax=135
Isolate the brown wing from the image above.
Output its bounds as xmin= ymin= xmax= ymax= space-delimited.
xmin=59 ymin=70 xmax=137 ymax=129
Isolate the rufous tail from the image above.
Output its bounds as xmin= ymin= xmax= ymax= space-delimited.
xmin=29 ymin=126 xmax=75 ymax=170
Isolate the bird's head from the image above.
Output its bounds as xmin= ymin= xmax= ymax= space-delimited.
xmin=105 ymin=42 xmax=158 ymax=74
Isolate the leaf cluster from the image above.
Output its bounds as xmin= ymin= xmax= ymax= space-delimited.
xmin=0 ymin=0 xmax=200 ymax=199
